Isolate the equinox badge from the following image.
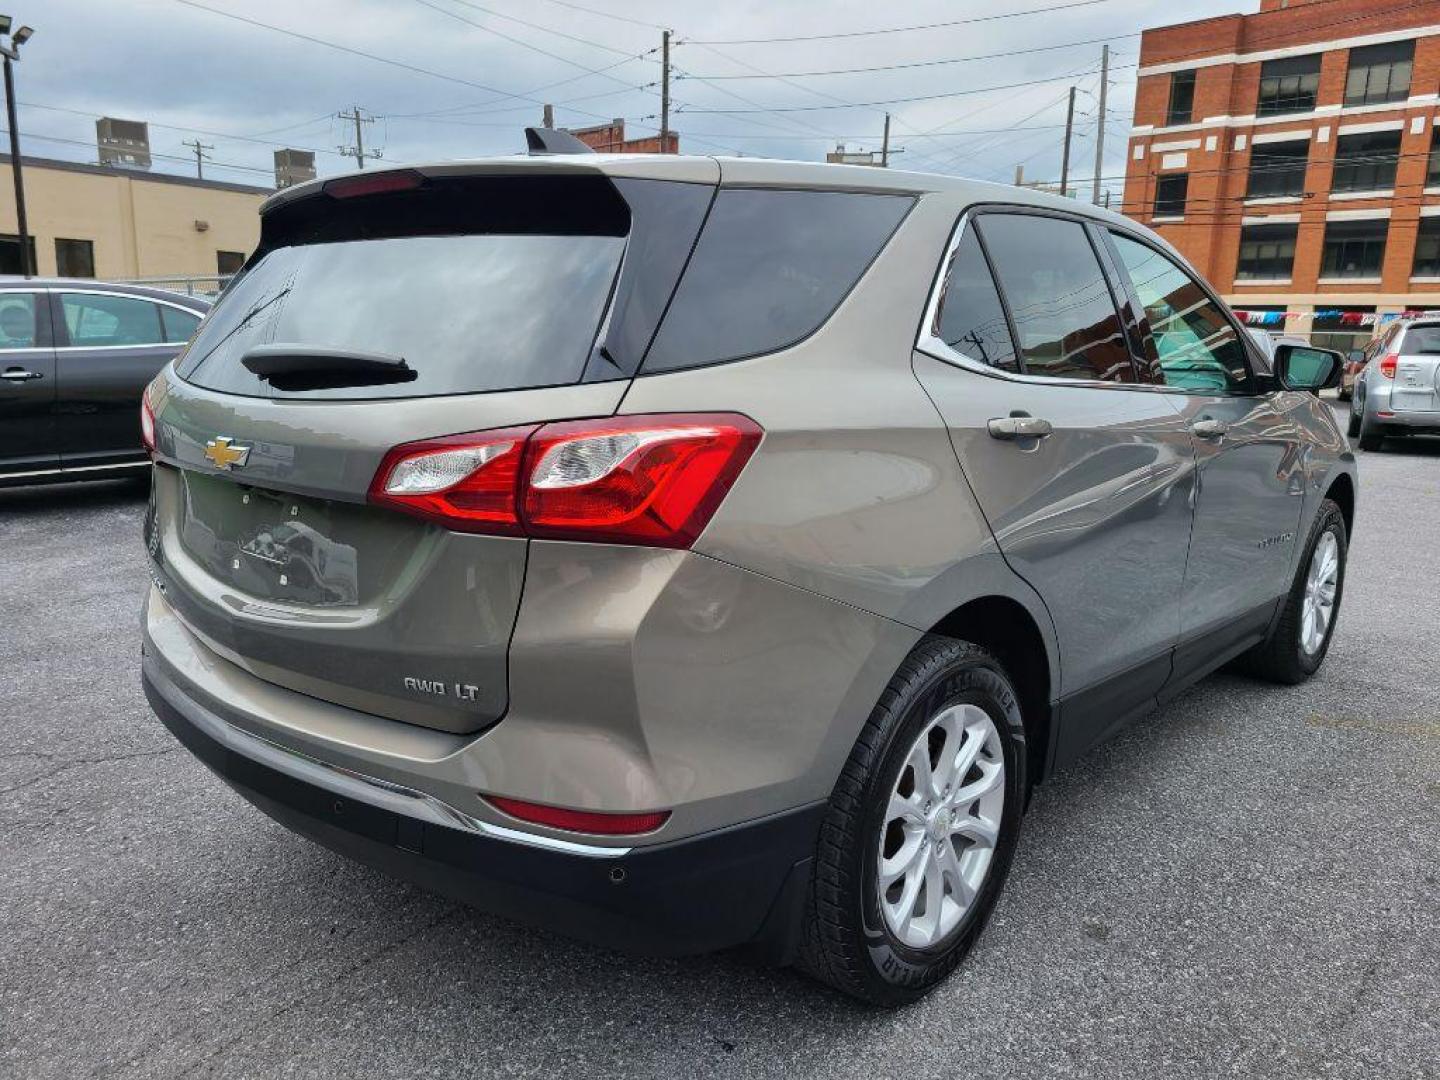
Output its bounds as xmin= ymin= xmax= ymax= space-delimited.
xmin=204 ymin=436 xmax=251 ymax=470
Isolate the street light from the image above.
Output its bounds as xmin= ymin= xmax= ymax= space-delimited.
xmin=0 ymin=16 xmax=35 ymax=278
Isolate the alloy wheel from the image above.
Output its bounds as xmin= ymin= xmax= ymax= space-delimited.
xmin=1300 ymin=530 xmax=1339 ymax=655
xmin=877 ymin=702 xmax=1005 ymax=949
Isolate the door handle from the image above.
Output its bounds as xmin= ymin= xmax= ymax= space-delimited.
xmin=987 ymin=416 xmax=1053 ymax=440
xmin=1 ymin=367 xmax=43 ymax=382
xmin=1190 ymin=418 xmax=1228 ymax=439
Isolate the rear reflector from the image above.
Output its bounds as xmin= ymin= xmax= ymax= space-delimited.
xmin=484 ymin=795 xmax=670 ymax=836
xmin=1379 ymin=353 xmax=1398 ymax=379
xmin=368 ymin=413 xmax=762 ymax=548
xmin=140 ymin=397 xmax=156 ymax=456
xmin=323 ymin=169 xmax=425 ymax=200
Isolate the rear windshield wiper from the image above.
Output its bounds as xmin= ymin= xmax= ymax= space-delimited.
xmin=241 ymin=345 xmax=418 ymax=391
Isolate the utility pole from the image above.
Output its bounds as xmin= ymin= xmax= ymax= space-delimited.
xmin=181 ymin=138 xmax=213 ymax=180
xmin=660 ymin=29 xmax=671 ymax=151
xmin=1093 ymin=44 xmax=1109 ymax=205
xmin=881 ymin=112 xmax=891 ymax=167
xmin=1014 ymin=164 xmax=1025 ymax=187
xmin=542 ymin=103 xmax=554 ymax=129
xmin=0 ymin=17 xmax=35 ymax=279
xmin=337 ymin=106 xmax=377 ymax=169
xmin=1059 ymin=84 xmax=1076 ymax=199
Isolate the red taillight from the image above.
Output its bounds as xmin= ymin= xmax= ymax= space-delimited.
xmin=1379 ymin=352 xmax=1398 ymax=379
xmin=484 ymin=795 xmax=670 ymax=836
xmin=140 ymin=397 xmax=156 ymax=456
xmin=368 ymin=426 xmax=536 ymax=535
xmin=522 ymin=414 xmax=762 ymax=548
xmin=367 ymin=413 xmax=762 ymax=548
xmin=323 ymin=169 xmax=425 ymax=199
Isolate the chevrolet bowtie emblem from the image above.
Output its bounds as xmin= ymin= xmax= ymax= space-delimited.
xmin=204 ymin=436 xmax=251 ymax=470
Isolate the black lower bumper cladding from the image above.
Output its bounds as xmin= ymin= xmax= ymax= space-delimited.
xmin=143 ymin=669 xmax=821 ymax=959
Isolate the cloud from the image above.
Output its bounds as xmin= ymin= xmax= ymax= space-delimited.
xmin=13 ymin=0 xmax=1222 ymax=192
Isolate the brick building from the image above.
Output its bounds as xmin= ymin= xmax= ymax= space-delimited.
xmin=568 ymin=119 xmax=678 ymax=155
xmin=1123 ymin=0 xmax=1440 ymax=353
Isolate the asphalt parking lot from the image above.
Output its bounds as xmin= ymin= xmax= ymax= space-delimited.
xmin=3 ymin=412 xmax=1437 ymax=1080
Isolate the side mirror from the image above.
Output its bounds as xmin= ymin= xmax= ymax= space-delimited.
xmin=1274 ymin=343 xmax=1343 ymax=394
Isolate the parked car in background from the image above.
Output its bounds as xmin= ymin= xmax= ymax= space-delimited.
xmin=0 ymin=278 xmax=209 ymax=486
xmin=1349 ymin=317 xmax=1440 ymax=450
xmin=1339 ymin=347 xmax=1367 ymax=402
xmin=140 ymin=156 xmax=1355 ymax=1006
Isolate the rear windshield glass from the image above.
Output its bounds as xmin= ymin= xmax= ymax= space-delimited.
xmin=1402 ymin=325 xmax=1440 ymax=354
xmin=643 ymin=188 xmax=912 ymax=373
xmin=178 ymin=232 xmax=624 ymax=399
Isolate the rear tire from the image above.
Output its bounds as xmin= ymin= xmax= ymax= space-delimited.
xmin=1357 ymin=410 xmax=1383 ymax=451
xmin=796 ymin=637 xmax=1026 ymax=1006
xmin=1238 ymin=499 xmax=1346 ymax=685
xmin=1346 ymin=402 xmax=1361 ymax=438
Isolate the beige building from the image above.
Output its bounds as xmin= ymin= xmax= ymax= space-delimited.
xmin=0 ymin=153 xmax=269 ymax=282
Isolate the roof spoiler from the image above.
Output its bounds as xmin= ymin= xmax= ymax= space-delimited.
xmin=524 ymin=127 xmax=596 ymax=156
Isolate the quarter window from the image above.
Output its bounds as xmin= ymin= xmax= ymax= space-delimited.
xmin=930 ymin=227 xmax=1018 ymax=372
xmin=0 ymin=292 xmax=38 ymax=348
xmin=976 ymin=214 xmax=1134 ymax=383
xmin=160 ymin=305 xmax=202 ymax=343
xmin=1167 ymin=71 xmax=1196 ymax=126
xmin=1331 ymin=130 xmax=1401 ymax=193
xmin=1345 ymin=41 xmax=1413 ymax=107
xmin=1246 ymin=140 xmax=1309 ymax=199
xmin=60 ymin=293 xmax=165 ymax=347
xmin=1154 ymin=174 xmax=1188 ymax=218
xmin=645 ymin=189 xmax=912 ymax=373
xmin=1236 ymin=223 xmax=1298 ymax=280
xmin=1257 ymin=55 xmax=1321 ymax=116
xmin=1321 ymin=220 xmax=1388 ymax=278
xmin=1110 ymin=233 xmax=1248 ymax=392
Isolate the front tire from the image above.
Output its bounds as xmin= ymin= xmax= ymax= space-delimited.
xmin=1238 ymin=499 xmax=1346 ymax=685
xmin=796 ymin=638 xmax=1026 ymax=1006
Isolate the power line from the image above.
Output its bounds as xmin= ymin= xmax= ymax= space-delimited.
xmin=682 ymin=0 xmax=1118 ymax=45
xmin=675 ymin=64 xmax=1137 ymax=115
xmin=435 ymin=0 xmax=652 ymax=60
xmin=533 ymin=0 xmax=667 ymax=31
xmin=1 ymin=127 xmax=274 ymax=177
xmin=679 ymin=32 xmax=1139 ymax=80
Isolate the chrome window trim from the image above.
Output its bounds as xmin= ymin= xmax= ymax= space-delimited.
xmin=50 ymin=286 xmax=203 ymax=351
xmin=915 ymin=206 xmax=1267 ymax=399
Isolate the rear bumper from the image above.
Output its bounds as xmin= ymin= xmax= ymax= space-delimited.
xmin=142 ymin=658 xmax=822 ymax=958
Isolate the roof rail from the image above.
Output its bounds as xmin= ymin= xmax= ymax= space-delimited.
xmin=524 ymin=127 xmax=596 ymax=156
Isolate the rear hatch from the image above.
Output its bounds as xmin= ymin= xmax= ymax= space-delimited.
xmin=146 ymin=161 xmax=717 ymax=734
xmin=1393 ymin=323 xmax=1440 ymax=414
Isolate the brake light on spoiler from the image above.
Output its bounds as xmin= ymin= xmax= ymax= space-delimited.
xmin=369 ymin=413 xmax=762 ymax=549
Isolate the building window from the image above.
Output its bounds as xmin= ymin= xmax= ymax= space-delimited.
xmin=1428 ymin=128 xmax=1440 ymax=188
xmin=1167 ymin=70 xmax=1196 ymax=126
xmin=1154 ymin=174 xmax=1188 ymax=218
xmin=1321 ymin=219 xmax=1388 ymax=278
xmin=0 ymin=233 xmax=36 ymax=275
xmin=1257 ymin=54 xmax=1322 ymax=116
xmin=55 ymin=238 xmax=95 ymax=278
xmin=1246 ymin=140 xmax=1309 ymax=199
xmin=1331 ymin=130 xmax=1401 ymax=193
xmin=217 ymin=250 xmax=246 ymax=276
xmin=1345 ymin=41 xmax=1413 ymax=107
xmin=1414 ymin=218 xmax=1440 ymax=277
xmin=1236 ymin=223 xmax=1298 ymax=280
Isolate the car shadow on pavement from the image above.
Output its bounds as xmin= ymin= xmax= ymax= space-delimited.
xmin=0 ymin=477 xmax=149 ymax=516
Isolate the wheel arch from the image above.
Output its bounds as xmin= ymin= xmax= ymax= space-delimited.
xmin=1324 ymin=470 xmax=1356 ymax=539
xmin=926 ymin=594 xmax=1056 ymax=788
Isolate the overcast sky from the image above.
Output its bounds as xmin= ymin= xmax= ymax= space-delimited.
xmin=14 ymin=0 xmax=1234 ymax=195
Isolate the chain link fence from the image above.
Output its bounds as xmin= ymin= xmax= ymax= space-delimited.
xmin=113 ymin=275 xmax=234 ymax=299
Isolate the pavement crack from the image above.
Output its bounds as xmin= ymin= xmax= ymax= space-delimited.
xmin=0 ymin=747 xmax=181 ymax=797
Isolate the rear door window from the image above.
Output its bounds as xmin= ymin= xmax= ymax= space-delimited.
xmin=61 ymin=293 xmax=165 ymax=347
xmin=643 ymin=188 xmax=912 ymax=372
xmin=975 ymin=213 xmax=1135 ymax=383
xmin=0 ymin=292 xmax=39 ymax=348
